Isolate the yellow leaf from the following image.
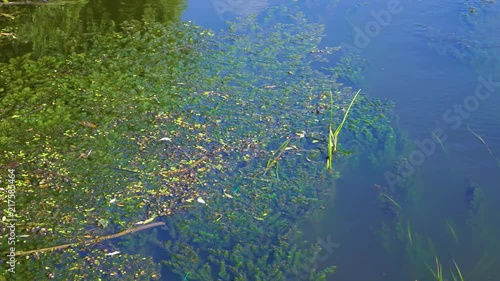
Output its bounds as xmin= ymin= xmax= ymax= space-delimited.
xmin=143 ymin=215 xmax=157 ymax=224
xmin=223 ymin=189 xmax=233 ymax=198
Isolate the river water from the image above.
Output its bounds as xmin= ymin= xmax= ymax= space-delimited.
xmin=2 ymin=0 xmax=499 ymax=280
xmin=186 ymin=0 xmax=500 ymax=280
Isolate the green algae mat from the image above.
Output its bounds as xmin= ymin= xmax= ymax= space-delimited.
xmin=0 ymin=7 xmax=396 ymax=281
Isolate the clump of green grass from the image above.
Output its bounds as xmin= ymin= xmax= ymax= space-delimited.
xmin=327 ymin=89 xmax=361 ymax=169
xmin=428 ymin=256 xmax=444 ymax=281
xmin=427 ymin=257 xmax=466 ymax=281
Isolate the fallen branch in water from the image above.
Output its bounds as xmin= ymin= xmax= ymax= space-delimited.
xmin=15 ymin=221 xmax=165 ymax=256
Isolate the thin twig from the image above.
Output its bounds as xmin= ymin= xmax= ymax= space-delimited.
xmin=15 ymin=222 xmax=165 ymax=256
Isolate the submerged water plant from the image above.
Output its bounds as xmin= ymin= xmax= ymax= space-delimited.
xmin=451 ymin=260 xmax=465 ymax=281
xmin=407 ymin=221 xmax=413 ymax=246
xmin=446 ymin=221 xmax=459 ymax=244
xmin=428 ymin=256 xmax=444 ymax=281
xmin=262 ymin=138 xmax=291 ymax=177
xmin=432 ymin=131 xmax=448 ymax=156
xmin=383 ymin=194 xmax=401 ymax=209
xmin=0 ymin=2 xmax=399 ymax=280
xmin=467 ymin=125 xmax=500 ymax=167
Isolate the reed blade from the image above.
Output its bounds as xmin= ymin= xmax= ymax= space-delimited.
xmin=407 ymin=222 xmax=413 ymax=246
xmin=452 ymin=260 xmax=465 ymax=281
xmin=467 ymin=125 xmax=500 ymax=167
xmin=383 ymin=194 xmax=401 ymax=209
xmin=427 ymin=256 xmax=443 ymax=281
xmin=332 ymin=89 xmax=361 ymax=152
xmin=327 ymin=89 xmax=361 ymax=169
xmin=436 ymin=256 xmax=443 ymax=281
xmin=446 ymin=221 xmax=459 ymax=244
xmin=432 ymin=131 xmax=448 ymax=156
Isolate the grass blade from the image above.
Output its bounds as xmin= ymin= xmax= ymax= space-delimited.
xmin=427 ymin=256 xmax=443 ymax=281
xmin=383 ymin=194 xmax=401 ymax=209
xmin=435 ymin=256 xmax=443 ymax=281
xmin=452 ymin=260 xmax=465 ymax=281
xmin=432 ymin=131 xmax=448 ymax=156
xmin=467 ymin=125 xmax=500 ymax=167
xmin=407 ymin=222 xmax=413 ymax=246
xmin=332 ymin=89 xmax=361 ymax=152
xmin=446 ymin=221 xmax=459 ymax=244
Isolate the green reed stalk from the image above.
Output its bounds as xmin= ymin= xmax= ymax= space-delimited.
xmin=428 ymin=256 xmax=444 ymax=281
xmin=384 ymin=194 xmax=401 ymax=209
xmin=327 ymin=89 xmax=361 ymax=169
xmin=451 ymin=260 xmax=465 ymax=281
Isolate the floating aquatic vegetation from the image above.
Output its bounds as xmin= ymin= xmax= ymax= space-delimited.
xmin=262 ymin=138 xmax=291 ymax=177
xmin=0 ymin=4 xmax=398 ymax=280
xmin=0 ymin=19 xmax=214 ymax=279
xmin=326 ymin=53 xmax=369 ymax=86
